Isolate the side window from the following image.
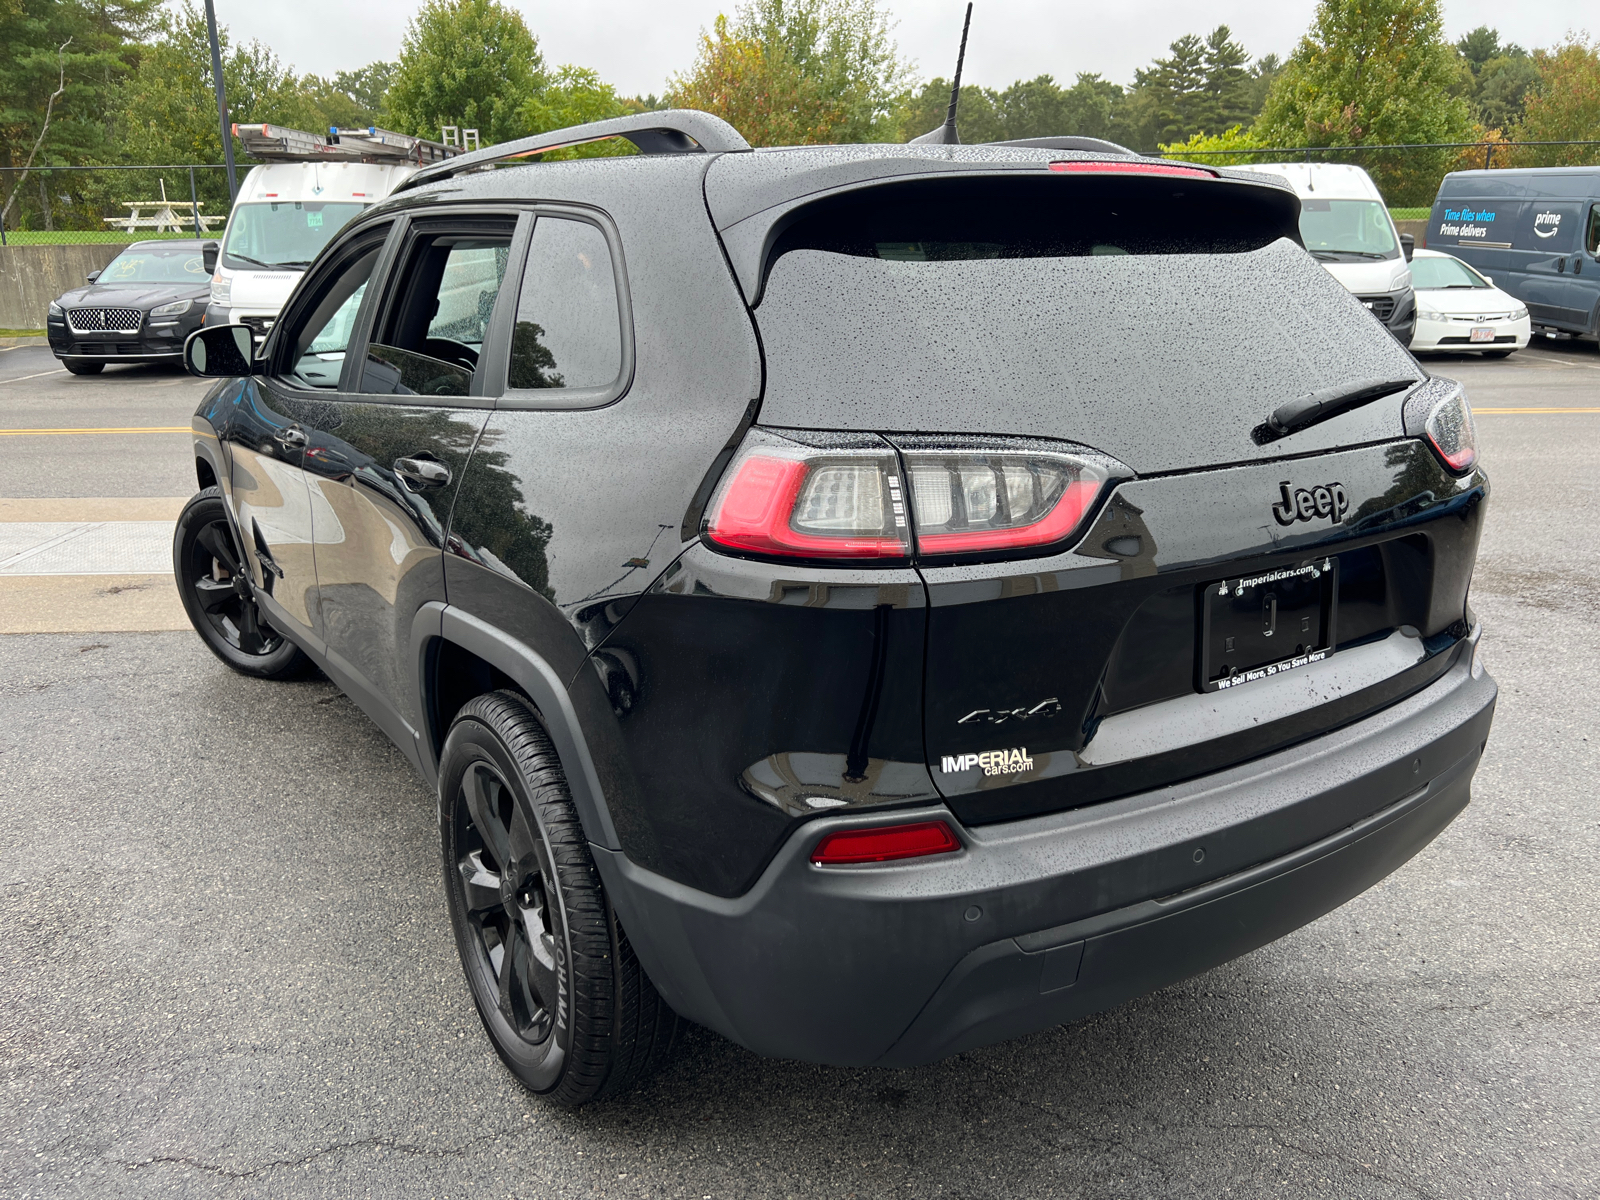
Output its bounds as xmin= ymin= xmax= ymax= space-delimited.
xmin=507 ymin=217 xmax=622 ymax=391
xmin=276 ymin=240 xmax=383 ymax=389
xmin=1588 ymin=204 xmax=1600 ymax=257
xmin=361 ymin=228 xmax=514 ymax=398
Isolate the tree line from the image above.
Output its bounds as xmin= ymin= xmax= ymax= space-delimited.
xmin=2 ymin=0 xmax=1598 ymax=229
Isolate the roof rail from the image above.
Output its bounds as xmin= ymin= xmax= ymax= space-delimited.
xmin=392 ymin=109 xmax=750 ymax=194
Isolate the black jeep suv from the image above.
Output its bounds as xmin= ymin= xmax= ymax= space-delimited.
xmin=175 ymin=111 xmax=1496 ymax=1105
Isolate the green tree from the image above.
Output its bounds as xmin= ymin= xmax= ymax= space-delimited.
xmin=1246 ymin=54 xmax=1283 ymax=123
xmin=388 ymin=0 xmax=545 ymax=146
xmin=1061 ymin=73 xmax=1125 ymax=142
xmin=1132 ymin=33 xmax=1208 ymax=147
xmin=518 ymin=65 xmax=630 ymax=158
xmin=1475 ymin=53 xmax=1540 ymax=130
xmin=117 ymin=3 xmax=337 ymax=167
xmin=1255 ymin=0 xmax=1473 ymax=201
xmin=671 ymin=0 xmax=909 ymax=145
xmin=1197 ymin=26 xmax=1254 ymax=134
xmin=670 ymin=14 xmax=842 ymax=146
xmin=1256 ymin=0 xmax=1472 ymax=146
xmin=1514 ymin=38 xmax=1600 ymax=166
xmin=1455 ymin=26 xmax=1512 ymax=76
xmin=1120 ymin=26 xmax=1257 ymax=150
xmin=0 ymin=0 xmax=158 ymax=174
xmin=332 ymin=61 xmax=398 ymax=126
xmin=735 ymin=0 xmax=909 ymax=141
xmin=1160 ymin=123 xmax=1267 ymax=166
xmin=896 ymin=76 xmax=1002 ymax=144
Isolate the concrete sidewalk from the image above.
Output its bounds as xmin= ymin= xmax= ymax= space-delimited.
xmin=0 ymin=497 xmax=188 ymax=633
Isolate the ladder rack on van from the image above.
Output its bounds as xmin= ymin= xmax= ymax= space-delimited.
xmin=231 ymin=123 xmax=461 ymax=166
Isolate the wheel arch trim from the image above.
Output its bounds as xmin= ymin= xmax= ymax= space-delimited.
xmin=415 ymin=601 xmax=622 ymax=849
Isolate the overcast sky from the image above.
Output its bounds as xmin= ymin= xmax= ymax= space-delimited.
xmin=216 ymin=0 xmax=1595 ymax=98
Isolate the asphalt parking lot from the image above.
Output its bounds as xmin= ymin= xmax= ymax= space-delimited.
xmin=2 ymin=340 xmax=1598 ymax=1199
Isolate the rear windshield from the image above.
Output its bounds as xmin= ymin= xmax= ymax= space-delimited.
xmin=98 ymin=247 xmax=209 ymax=282
xmin=768 ymin=176 xmax=1296 ymax=269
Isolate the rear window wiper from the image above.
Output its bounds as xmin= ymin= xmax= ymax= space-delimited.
xmin=1253 ymin=377 xmax=1416 ymax=445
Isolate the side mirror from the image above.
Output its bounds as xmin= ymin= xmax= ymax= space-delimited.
xmin=202 ymin=242 xmax=219 ymax=274
xmin=184 ymin=323 xmax=257 ymax=377
xmin=1483 ymin=275 xmax=1493 ymax=285
xmin=1399 ymin=233 xmax=1415 ymax=262
xmin=86 ymin=269 xmax=101 ymax=283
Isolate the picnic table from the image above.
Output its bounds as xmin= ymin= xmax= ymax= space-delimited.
xmin=103 ymin=200 xmax=223 ymax=234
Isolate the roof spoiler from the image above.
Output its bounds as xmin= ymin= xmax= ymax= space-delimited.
xmin=989 ymin=136 xmax=1137 ymax=157
xmin=391 ymin=109 xmax=751 ymax=194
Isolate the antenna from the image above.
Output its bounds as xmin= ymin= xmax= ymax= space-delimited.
xmin=910 ymin=3 xmax=973 ymax=146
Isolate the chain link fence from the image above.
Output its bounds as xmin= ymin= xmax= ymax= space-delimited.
xmin=1160 ymin=141 xmax=1600 ymax=210
xmin=0 ymin=164 xmax=234 ymax=246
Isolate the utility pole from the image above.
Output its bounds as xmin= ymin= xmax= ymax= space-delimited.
xmin=204 ymin=0 xmax=238 ymax=201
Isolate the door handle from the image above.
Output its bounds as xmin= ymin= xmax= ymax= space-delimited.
xmin=394 ymin=456 xmax=452 ymax=491
xmin=274 ymin=426 xmax=308 ymax=448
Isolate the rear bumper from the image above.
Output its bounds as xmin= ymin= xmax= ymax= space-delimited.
xmin=596 ymin=640 xmax=1495 ymax=1067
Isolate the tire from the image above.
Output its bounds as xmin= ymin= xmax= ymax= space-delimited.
xmin=62 ymin=359 xmax=104 ymax=375
xmin=172 ymin=487 xmax=309 ymax=679
xmin=440 ymin=691 xmax=679 ymax=1105
xmin=1481 ymin=349 xmax=1514 ymax=358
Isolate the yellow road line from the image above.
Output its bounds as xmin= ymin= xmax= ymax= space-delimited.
xmin=0 ymin=426 xmax=191 ymax=436
xmin=1474 ymin=407 xmax=1600 ymax=414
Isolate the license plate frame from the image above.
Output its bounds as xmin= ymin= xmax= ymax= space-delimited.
xmin=1198 ymin=557 xmax=1339 ymax=693
xmin=1469 ymin=326 xmax=1496 ymax=343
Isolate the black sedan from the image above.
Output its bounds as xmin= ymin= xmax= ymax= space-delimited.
xmin=47 ymin=239 xmax=217 ymax=374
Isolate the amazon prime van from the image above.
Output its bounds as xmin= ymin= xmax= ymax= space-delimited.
xmin=1430 ymin=168 xmax=1600 ymax=339
xmin=1251 ymin=162 xmax=1416 ymax=344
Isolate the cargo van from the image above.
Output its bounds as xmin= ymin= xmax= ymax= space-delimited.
xmin=1429 ymin=167 xmax=1600 ymax=339
xmin=1250 ymin=162 xmax=1416 ymax=344
xmin=204 ymin=123 xmax=459 ymax=341
xmin=204 ymin=160 xmax=417 ymax=341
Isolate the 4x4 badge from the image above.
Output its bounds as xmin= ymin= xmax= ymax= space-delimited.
xmin=1272 ymin=480 xmax=1349 ymax=526
xmin=958 ymin=697 xmax=1062 ymax=725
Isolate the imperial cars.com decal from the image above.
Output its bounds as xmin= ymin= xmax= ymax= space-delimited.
xmin=941 ymin=748 xmax=1036 ymax=776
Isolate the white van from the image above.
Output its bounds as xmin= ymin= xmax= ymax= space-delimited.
xmin=204 ymin=160 xmax=418 ymax=340
xmin=1251 ymin=162 xmax=1416 ymax=345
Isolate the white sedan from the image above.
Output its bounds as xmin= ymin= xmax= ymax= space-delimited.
xmin=1408 ymin=248 xmax=1530 ymax=356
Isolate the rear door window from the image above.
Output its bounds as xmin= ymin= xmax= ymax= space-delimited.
xmin=504 ymin=216 xmax=627 ymax=403
xmin=360 ymin=221 xmax=516 ymax=399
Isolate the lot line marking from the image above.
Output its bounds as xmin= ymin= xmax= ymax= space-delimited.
xmin=1474 ymin=407 xmax=1600 ymax=414
xmin=0 ymin=426 xmax=190 ymax=436
xmin=0 ymin=368 xmax=68 ymax=384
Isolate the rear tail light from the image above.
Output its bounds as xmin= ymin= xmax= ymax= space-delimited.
xmin=811 ymin=819 xmax=962 ymax=865
xmin=703 ymin=430 xmax=1128 ymax=563
xmin=704 ymin=430 xmax=910 ymax=559
xmin=1406 ymin=380 xmax=1478 ymax=473
xmin=895 ymin=437 xmax=1121 ymax=557
xmin=1423 ymin=390 xmax=1478 ymax=472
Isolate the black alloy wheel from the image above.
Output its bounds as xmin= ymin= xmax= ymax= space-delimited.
xmin=440 ymin=692 xmax=678 ymax=1104
xmin=456 ymin=761 xmax=566 ymax=1049
xmin=173 ymin=487 xmax=308 ymax=678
